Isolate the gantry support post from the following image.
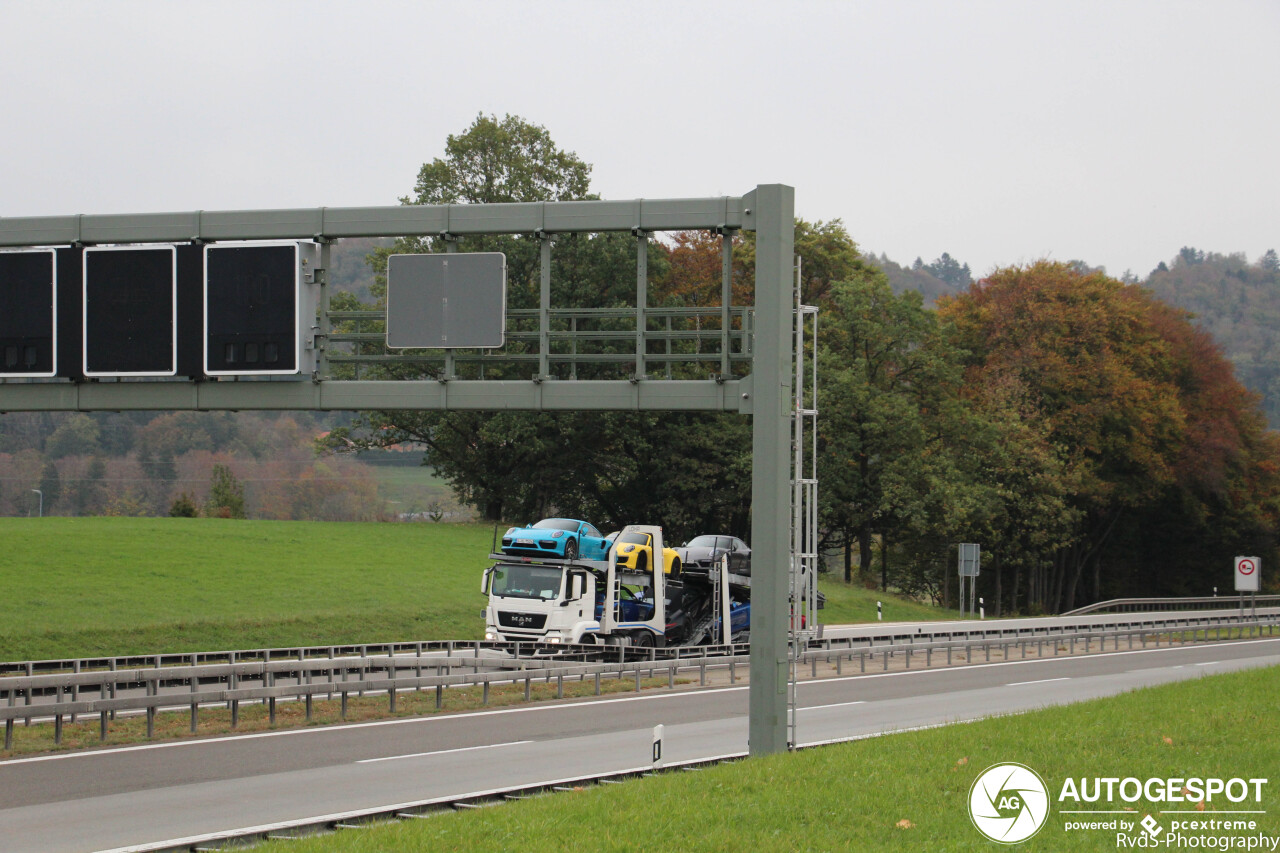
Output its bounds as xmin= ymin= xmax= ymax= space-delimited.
xmin=748 ymin=184 xmax=795 ymax=757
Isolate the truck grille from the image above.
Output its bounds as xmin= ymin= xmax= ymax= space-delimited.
xmin=497 ymin=611 xmax=547 ymax=630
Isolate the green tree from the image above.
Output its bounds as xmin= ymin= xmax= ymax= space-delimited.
xmin=328 ymin=115 xmax=685 ymax=529
xmin=817 ymin=270 xmax=968 ymax=588
xmin=44 ymin=414 xmax=101 ymax=459
xmin=922 ymin=252 xmax=972 ymax=288
xmin=169 ymin=493 xmax=199 ymax=518
xmin=206 ymin=464 xmax=246 ymax=519
xmin=38 ymin=460 xmax=60 ymax=513
xmin=71 ymin=455 xmax=108 ymax=516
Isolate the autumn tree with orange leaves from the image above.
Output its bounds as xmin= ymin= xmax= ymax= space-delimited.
xmin=940 ymin=261 xmax=1280 ymax=611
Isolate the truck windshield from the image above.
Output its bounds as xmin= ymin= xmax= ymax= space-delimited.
xmin=490 ymin=564 xmax=564 ymax=600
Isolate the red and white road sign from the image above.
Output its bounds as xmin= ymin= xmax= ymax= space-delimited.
xmin=1235 ymin=556 xmax=1261 ymax=592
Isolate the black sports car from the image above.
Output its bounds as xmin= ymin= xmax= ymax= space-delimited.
xmin=679 ymin=534 xmax=751 ymax=575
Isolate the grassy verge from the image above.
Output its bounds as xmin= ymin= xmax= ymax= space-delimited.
xmin=817 ymin=577 xmax=957 ymax=624
xmin=265 ymin=664 xmax=1280 ymax=852
xmin=0 ymin=517 xmax=948 ymax=662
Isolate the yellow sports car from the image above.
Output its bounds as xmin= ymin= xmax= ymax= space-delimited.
xmin=610 ymin=528 xmax=682 ymax=575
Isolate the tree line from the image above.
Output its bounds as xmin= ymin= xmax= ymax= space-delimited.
xmin=0 ymin=411 xmax=383 ymax=521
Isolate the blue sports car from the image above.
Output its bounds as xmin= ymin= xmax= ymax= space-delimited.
xmin=500 ymin=518 xmax=611 ymax=561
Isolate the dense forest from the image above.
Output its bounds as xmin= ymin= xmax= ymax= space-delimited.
xmin=3 ymin=113 xmax=1277 ymax=615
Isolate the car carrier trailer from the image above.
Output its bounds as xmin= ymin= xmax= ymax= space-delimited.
xmin=482 ymin=524 xmax=750 ymax=646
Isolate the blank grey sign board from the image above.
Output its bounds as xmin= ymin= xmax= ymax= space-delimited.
xmin=386 ymin=252 xmax=506 ymax=348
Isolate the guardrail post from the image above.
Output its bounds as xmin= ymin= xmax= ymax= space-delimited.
xmin=71 ymin=660 xmax=80 ymax=724
xmin=228 ymin=651 xmax=237 ymax=710
xmin=595 ymin=672 xmax=601 ymax=695
xmin=557 ymin=675 xmax=564 ymax=699
xmin=231 ymin=700 xmax=239 ymax=730
xmin=305 ymin=693 xmax=313 ymax=721
xmin=436 ymin=684 xmax=444 ymax=709
xmin=54 ymin=714 xmax=62 ymax=745
xmin=482 ymin=681 xmax=489 ymax=707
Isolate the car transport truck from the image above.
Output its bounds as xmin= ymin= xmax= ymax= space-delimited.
xmin=482 ymin=524 xmax=750 ymax=647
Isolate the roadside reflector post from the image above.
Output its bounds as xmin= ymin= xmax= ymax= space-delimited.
xmin=652 ymin=724 xmax=664 ymax=768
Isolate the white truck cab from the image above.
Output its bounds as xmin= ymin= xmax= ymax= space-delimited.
xmin=482 ymin=558 xmax=600 ymax=644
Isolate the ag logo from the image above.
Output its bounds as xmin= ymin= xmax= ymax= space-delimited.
xmin=968 ymin=763 xmax=1050 ymax=844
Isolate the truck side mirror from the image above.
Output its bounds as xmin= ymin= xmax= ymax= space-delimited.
xmin=481 ymin=567 xmax=492 ymax=595
xmin=560 ymin=572 xmax=584 ymax=606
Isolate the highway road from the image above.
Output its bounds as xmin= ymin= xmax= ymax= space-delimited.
xmin=0 ymin=635 xmax=1276 ymax=852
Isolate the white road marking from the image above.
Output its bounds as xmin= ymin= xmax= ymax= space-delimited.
xmin=804 ymin=700 xmax=866 ymax=710
xmin=1006 ymin=677 xmax=1070 ymax=686
xmin=356 ymin=740 xmax=531 ymax=764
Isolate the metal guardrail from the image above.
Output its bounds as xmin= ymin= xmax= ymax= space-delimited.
xmin=821 ymin=608 xmax=1280 ymax=648
xmin=0 ymin=638 xmax=746 ymax=680
xmin=1061 ymin=595 xmax=1280 ymax=616
xmin=1 ymin=652 xmax=755 ymax=750
xmin=6 ymin=615 xmax=1277 ymax=751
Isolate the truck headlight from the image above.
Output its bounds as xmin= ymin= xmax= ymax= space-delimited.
xmin=485 ymin=632 xmax=496 ymax=640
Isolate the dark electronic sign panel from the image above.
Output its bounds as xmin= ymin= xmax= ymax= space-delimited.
xmin=83 ymin=246 xmax=177 ymax=377
xmin=204 ymin=242 xmax=312 ymax=376
xmin=0 ymin=250 xmax=56 ymax=376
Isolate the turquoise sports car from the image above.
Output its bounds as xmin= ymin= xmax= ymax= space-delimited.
xmin=500 ymin=518 xmax=611 ymax=561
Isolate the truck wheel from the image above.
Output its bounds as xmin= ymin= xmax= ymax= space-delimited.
xmin=564 ymin=539 xmax=578 ymax=561
xmin=633 ymin=631 xmax=653 ymax=648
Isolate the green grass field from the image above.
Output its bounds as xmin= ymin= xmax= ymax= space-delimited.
xmin=268 ymin=664 xmax=1280 ymax=852
xmin=0 ymin=517 xmax=946 ymax=661
xmin=0 ymin=518 xmax=498 ymax=661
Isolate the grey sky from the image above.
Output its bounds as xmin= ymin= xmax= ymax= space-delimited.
xmin=1 ymin=0 xmax=1275 ymax=279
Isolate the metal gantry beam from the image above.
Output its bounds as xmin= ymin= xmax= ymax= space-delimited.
xmin=0 ymin=197 xmax=748 ymax=247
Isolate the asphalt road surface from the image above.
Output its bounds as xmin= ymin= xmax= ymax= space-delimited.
xmin=1 ymin=636 xmax=1277 ymax=853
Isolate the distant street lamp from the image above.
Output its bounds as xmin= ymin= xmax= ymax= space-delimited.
xmin=31 ymin=489 xmax=42 ymax=518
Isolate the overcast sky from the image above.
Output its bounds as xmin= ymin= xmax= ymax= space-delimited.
xmin=1 ymin=0 xmax=1275 ymax=279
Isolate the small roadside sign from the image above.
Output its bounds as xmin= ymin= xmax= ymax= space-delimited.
xmin=958 ymin=543 xmax=980 ymax=577
xmin=1235 ymin=556 xmax=1261 ymax=592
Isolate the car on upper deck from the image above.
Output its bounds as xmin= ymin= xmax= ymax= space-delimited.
xmin=607 ymin=528 xmax=683 ymax=575
xmin=500 ymin=518 xmax=611 ymax=561
xmin=679 ymin=534 xmax=751 ymax=575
